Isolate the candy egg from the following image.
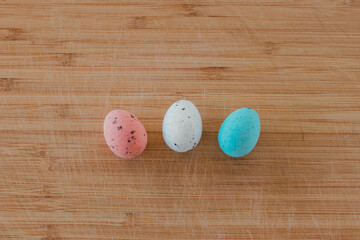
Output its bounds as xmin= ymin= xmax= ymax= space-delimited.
xmin=218 ymin=108 xmax=260 ymax=157
xmin=162 ymin=100 xmax=202 ymax=152
xmin=103 ymin=110 xmax=147 ymax=159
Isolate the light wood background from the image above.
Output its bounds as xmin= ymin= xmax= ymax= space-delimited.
xmin=1 ymin=1 xmax=360 ymax=239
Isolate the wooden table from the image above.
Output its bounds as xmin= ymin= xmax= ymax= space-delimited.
xmin=1 ymin=1 xmax=359 ymax=239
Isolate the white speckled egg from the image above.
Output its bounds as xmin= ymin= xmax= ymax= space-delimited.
xmin=162 ymin=100 xmax=202 ymax=152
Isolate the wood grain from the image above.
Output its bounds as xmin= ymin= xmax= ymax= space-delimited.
xmin=0 ymin=0 xmax=360 ymax=239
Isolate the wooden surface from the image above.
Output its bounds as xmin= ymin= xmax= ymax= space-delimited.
xmin=1 ymin=1 xmax=360 ymax=239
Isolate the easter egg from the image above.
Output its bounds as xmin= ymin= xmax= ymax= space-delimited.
xmin=218 ymin=108 xmax=260 ymax=157
xmin=162 ymin=100 xmax=202 ymax=152
xmin=103 ymin=110 xmax=147 ymax=159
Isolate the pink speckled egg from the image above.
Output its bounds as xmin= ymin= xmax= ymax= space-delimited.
xmin=104 ymin=110 xmax=147 ymax=159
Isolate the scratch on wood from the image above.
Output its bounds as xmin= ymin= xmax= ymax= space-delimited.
xmin=56 ymin=104 xmax=70 ymax=118
xmin=42 ymin=185 xmax=52 ymax=199
xmin=125 ymin=212 xmax=134 ymax=227
xmin=40 ymin=224 xmax=57 ymax=240
xmin=264 ymin=41 xmax=280 ymax=55
xmin=343 ymin=0 xmax=360 ymax=6
xmin=0 ymin=78 xmax=15 ymax=91
xmin=301 ymin=128 xmax=305 ymax=141
xmin=131 ymin=17 xmax=147 ymax=29
xmin=201 ymin=67 xmax=227 ymax=80
xmin=182 ymin=4 xmax=200 ymax=17
xmin=58 ymin=53 xmax=75 ymax=67
xmin=1 ymin=28 xmax=24 ymax=41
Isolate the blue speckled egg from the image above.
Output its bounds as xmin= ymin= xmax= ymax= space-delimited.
xmin=218 ymin=108 xmax=260 ymax=157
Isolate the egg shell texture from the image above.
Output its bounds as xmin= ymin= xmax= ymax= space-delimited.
xmin=104 ymin=110 xmax=147 ymax=159
xmin=162 ymin=100 xmax=202 ymax=152
xmin=218 ymin=108 xmax=260 ymax=157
